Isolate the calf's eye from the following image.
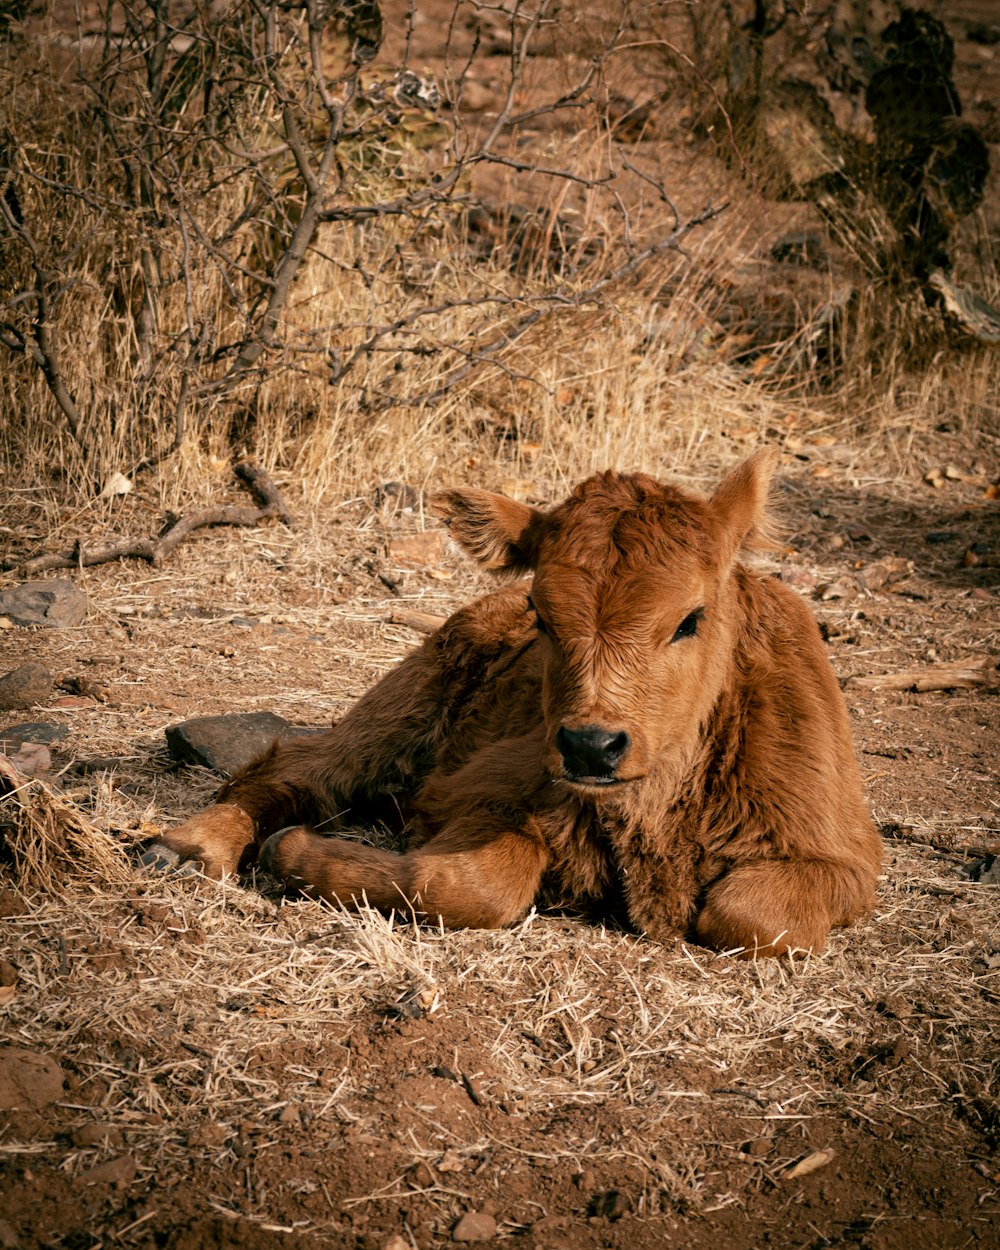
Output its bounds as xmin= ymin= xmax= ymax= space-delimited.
xmin=671 ymin=608 xmax=703 ymax=643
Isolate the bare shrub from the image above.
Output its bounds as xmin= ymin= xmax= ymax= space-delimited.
xmin=0 ymin=0 xmax=723 ymax=504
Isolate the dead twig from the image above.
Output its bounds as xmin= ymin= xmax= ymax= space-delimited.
xmin=370 ymin=201 xmax=727 ymax=412
xmin=387 ymin=609 xmax=447 ymax=635
xmin=847 ymin=658 xmax=998 ymax=693
xmin=3 ymin=462 xmax=292 ymax=575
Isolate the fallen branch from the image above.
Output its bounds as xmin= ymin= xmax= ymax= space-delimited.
xmin=3 ymin=462 xmax=292 ymax=575
xmin=847 ymin=658 xmax=998 ymax=693
xmin=387 ymin=609 xmax=447 ymax=635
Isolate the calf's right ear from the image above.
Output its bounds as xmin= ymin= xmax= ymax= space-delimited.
xmin=431 ymin=488 xmax=545 ymax=575
xmin=709 ymin=446 xmax=779 ymax=565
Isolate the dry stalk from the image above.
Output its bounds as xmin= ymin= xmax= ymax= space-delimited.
xmin=0 ymin=756 xmax=131 ymax=894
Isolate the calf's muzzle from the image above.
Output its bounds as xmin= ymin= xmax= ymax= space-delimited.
xmin=556 ymin=724 xmax=630 ymax=783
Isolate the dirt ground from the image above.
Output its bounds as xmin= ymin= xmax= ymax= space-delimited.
xmin=1 ymin=438 xmax=998 ymax=1250
xmin=2 ymin=0 xmax=1000 ymax=1247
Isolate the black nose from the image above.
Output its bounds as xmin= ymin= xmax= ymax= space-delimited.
xmin=556 ymin=725 xmax=630 ymax=781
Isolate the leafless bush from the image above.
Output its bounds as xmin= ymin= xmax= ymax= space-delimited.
xmin=0 ymin=0 xmax=721 ymax=498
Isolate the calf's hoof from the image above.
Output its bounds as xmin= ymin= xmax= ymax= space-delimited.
xmin=138 ymin=804 xmax=256 ymax=879
xmin=259 ymin=826 xmax=311 ymax=885
xmin=138 ymin=845 xmax=203 ymax=878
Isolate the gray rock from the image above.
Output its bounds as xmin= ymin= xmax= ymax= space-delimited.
xmin=0 ymin=663 xmax=53 ymax=710
xmin=165 ymin=713 xmax=325 ymax=778
xmin=0 ymin=722 xmax=68 ymax=751
xmin=0 ymin=580 xmax=87 ymax=628
xmin=962 ymin=854 xmax=1000 ymax=885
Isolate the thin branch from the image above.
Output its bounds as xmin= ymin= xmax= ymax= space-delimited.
xmin=0 ymin=184 xmax=86 ymax=443
xmin=467 ymin=152 xmax=617 ymax=189
xmin=3 ymin=463 xmax=292 ymax=575
xmin=370 ymin=201 xmax=728 ymax=411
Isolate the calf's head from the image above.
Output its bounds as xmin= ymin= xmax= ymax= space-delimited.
xmin=433 ymin=449 xmax=777 ymax=797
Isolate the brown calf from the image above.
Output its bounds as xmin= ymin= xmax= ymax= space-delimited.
xmin=143 ymin=449 xmax=881 ymax=955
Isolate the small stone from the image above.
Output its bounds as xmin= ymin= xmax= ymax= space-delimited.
xmin=278 ymin=1104 xmax=301 ymax=1125
xmin=408 ymin=1161 xmax=436 ymax=1188
xmin=452 ymin=1210 xmax=497 ymax=1241
xmin=742 ymin=1137 xmax=772 ymax=1157
xmin=164 ymin=712 xmax=323 ymax=777
xmin=0 ymin=722 xmax=68 ymax=751
xmin=73 ymin=1122 xmax=125 ymax=1149
xmin=574 ymin=1169 xmax=596 ymax=1192
xmin=0 ymin=581 xmax=87 ymax=629
xmin=0 ymin=663 xmax=52 ymax=711
xmin=7 ymin=743 xmax=51 ymax=776
xmin=382 ymin=1237 xmax=410 ymax=1250
xmin=77 ymin=1153 xmax=136 ymax=1186
xmin=186 ymin=1121 xmax=228 ymax=1148
xmin=0 ymin=1047 xmax=65 ymax=1110
xmin=531 ymin=1216 xmax=569 ymax=1233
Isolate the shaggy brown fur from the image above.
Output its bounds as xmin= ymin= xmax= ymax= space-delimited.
xmin=145 ymin=449 xmax=881 ymax=955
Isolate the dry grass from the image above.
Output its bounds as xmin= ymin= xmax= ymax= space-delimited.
xmin=3 ymin=757 xmax=998 ymax=1231
xmin=0 ymin=442 xmax=997 ymax=1242
xmin=2 ymin=1 xmax=996 ymax=534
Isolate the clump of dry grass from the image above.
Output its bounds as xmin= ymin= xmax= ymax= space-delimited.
xmin=1 ymin=480 xmax=997 ymax=1240
xmin=0 ymin=757 xmax=132 ymax=895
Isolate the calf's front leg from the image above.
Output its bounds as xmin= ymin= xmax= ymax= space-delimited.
xmin=260 ymin=822 xmax=550 ymax=929
xmin=695 ymin=857 xmax=877 ymax=956
xmin=141 ymin=635 xmax=449 ymax=878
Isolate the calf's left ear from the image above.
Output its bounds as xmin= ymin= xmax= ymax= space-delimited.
xmin=431 ymin=487 xmax=545 ymax=575
xmin=710 ymin=447 xmax=779 ymax=564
